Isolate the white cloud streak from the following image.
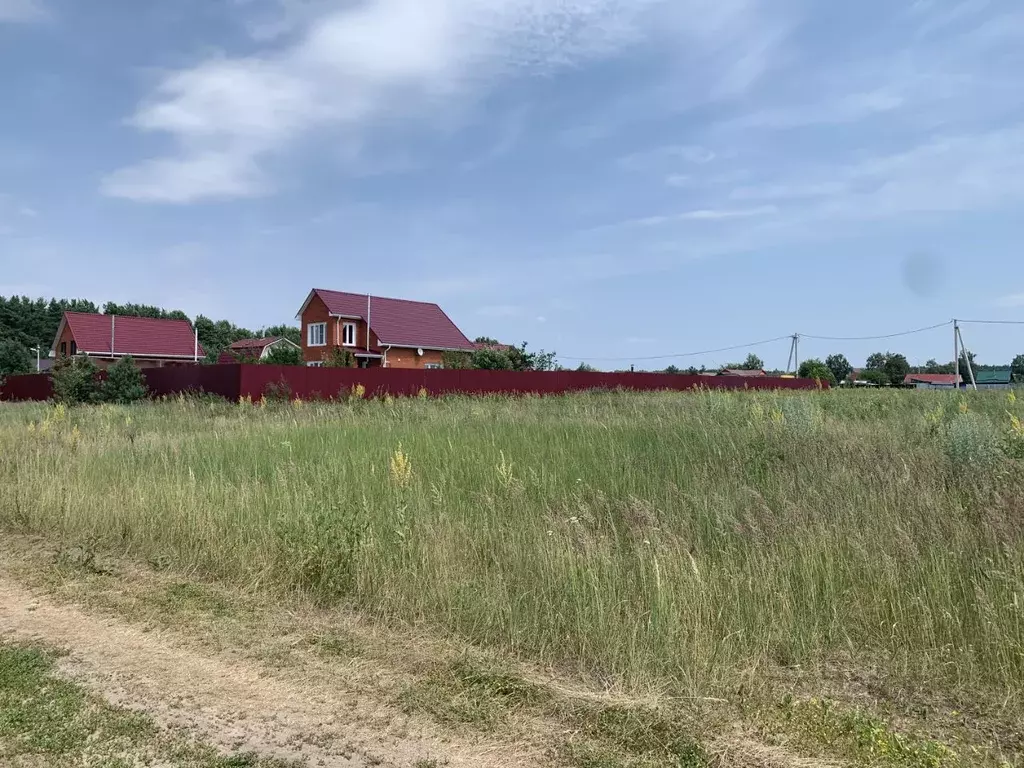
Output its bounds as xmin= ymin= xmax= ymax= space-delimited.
xmin=0 ymin=0 xmax=46 ymax=22
xmin=104 ymin=0 xmax=783 ymax=203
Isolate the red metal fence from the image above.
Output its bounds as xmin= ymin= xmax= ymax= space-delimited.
xmin=2 ymin=365 xmax=824 ymax=403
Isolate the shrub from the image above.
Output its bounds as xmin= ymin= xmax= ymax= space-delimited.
xmin=101 ymin=356 xmax=148 ymax=404
xmin=262 ymin=377 xmax=293 ymax=403
xmin=325 ymin=348 xmax=356 ymax=368
xmin=797 ymin=358 xmax=836 ymax=385
xmin=262 ymin=344 xmax=303 ymax=366
xmin=51 ymin=356 xmax=101 ymax=405
xmin=943 ymin=413 xmax=1001 ymax=470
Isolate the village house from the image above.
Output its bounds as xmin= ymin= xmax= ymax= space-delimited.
xmin=295 ymin=289 xmax=476 ymax=369
xmin=217 ymin=337 xmax=301 ymax=364
xmin=51 ymin=312 xmax=203 ymax=369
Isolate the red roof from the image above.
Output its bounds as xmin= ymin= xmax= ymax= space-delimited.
xmin=229 ymin=337 xmax=281 ymax=351
xmin=301 ymin=289 xmax=474 ymax=351
xmin=58 ymin=312 xmax=203 ymax=359
xmin=905 ymin=373 xmax=961 ymax=385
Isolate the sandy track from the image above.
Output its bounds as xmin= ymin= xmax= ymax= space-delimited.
xmin=0 ymin=574 xmax=536 ymax=767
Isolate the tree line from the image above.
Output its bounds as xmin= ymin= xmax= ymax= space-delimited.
xmin=0 ymin=295 xmax=300 ymax=376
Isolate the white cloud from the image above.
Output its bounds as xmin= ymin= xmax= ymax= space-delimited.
xmin=618 ymin=144 xmax=716 ymax=171
xmin=625 ymin=206 xmax=777 ymax=228
xmin=101 ymin=151 xmax=268 ymax=203
xmin=104 ymin=0 xmax=784 ymax=202
xmin=0 ymin=0 xmax=47 ymax=22
xmin=994 ymin=292 xmax=1024 ymax=309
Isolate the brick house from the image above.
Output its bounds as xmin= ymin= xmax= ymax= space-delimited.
xmin=52 ymin=312 xmax=203 ymax=369
xmin=217 ymin=336 xmax=301 ymax=364
xmin=295 ymin=289 xmax=475 ymax=369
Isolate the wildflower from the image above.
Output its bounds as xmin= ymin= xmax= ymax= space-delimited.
xmin=67 ymin=425 xmax=81 ymax=448
xmin=292 ymin=397 xmax=304 ymax=408
xmin=351 ymin=383 xmax=366 ymax=400
xmin=417 ymin=387 xmax=429 ymax=399
xmin=1009 ymin=390 xmax=1017 ymax=405
xmin=389 ymin=443 xmax=413 ymax=487
xmin=27 ymin=422 xmax=36 ymax=434
xmin=958 ymin=397 xmax=969 ymax=414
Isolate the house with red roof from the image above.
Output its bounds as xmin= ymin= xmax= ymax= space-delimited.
xmin=217 ymin=337 xmax=301 ymax=364
xmin=295 ymin=289 xmax=475 ymax=369
xmin=52 ymin=312 xmax=203 ymax=369
xmin=904 ymin=373 xmax=962 ymax=388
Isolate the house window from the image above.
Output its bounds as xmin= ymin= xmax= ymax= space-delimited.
xmin=307 ymin=361 xmax=324 ymax=368
xmin=424 ymin=363 xmax=443 ymax=370
xmin=70 ymin=341 xmax=77 ymax=356
xmin=60 ymin=341 xmax=67 ymax=356
xmin=342 ymin=322 xmax=357 ymax=347
xmin=307 ymin=322 xmax=326 ymax=347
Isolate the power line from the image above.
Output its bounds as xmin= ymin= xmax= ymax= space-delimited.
xmin=557 ymin=335 xmax=793 ymax=363
xmin=958 ymin=319 xmax=1024 ymax=326
xmin=798 ymin=320 xmax=952 ymax=342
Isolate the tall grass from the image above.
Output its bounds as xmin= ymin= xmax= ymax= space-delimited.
xmin=2 ymin=390 xmax=1022 ymax=703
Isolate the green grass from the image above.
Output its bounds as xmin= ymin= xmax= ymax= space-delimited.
xmin=0 ymin=641 xmax=294 ymax=767
xmin=2 ymin=388 xmax=1023 ymax=715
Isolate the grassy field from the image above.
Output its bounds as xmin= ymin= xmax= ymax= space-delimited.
xmin=2 ymin=389 xmax=1023 ymax=764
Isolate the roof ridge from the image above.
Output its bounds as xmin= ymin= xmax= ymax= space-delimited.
xmin=314 ymin=288 xmax=441 ymax=309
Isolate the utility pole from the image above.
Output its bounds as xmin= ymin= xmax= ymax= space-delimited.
xmin=785 ymin=334 xmax=800 ymax=374
xmin=953 ymin=319 xmax=960 ymax=390
xmin=955 ymin=323 xmax=978 ymax=391
xmin=30 ymin=346 xmax=40 ymax=372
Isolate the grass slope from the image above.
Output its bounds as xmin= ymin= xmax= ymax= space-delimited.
xmin=1 ymin=389 xmax=1022 ymax=729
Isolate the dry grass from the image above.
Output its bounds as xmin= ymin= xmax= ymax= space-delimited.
xmin=2 ymin=389 xmax=1023 ymax=764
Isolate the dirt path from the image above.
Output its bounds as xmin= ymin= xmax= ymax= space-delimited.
xmin=0 ymin=574 xmax=537 ymax=767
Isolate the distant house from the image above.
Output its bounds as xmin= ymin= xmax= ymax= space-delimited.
xmin=904 ymin=373 xmax=961 ymax=389
xmin=473 ymin=341 xmax=513 ymax=352
xmin=51 ymin=312 xmax=203 ymax=369
xmin=973 ymin=370 xmax=1013 ymax=389
xmin=295 ymin=289 xmax=476 ymax=369
xmin=217 ymin=337 xmax=300 ymax=364
xmin=719 ymin=368 xmax=768 ymax=378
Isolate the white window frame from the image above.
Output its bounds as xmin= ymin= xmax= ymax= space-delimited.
xmin=307 ymin=322 xmax=326 ymax=347
xmin=424 ymin=363 xmax=443 ymax=370
xmin=307 ymin=361 xmax=324 ymax=368
xmin=342 ymin=322 xmax=357 ymax=347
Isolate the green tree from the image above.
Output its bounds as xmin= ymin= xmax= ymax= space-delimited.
xmin=262 ymin=344 xmax=303 ymax=366
xmin=101 ymin=356 xmax=148 ymax=403
xmin=51 ymin=355 xmax=101 ymax=405
xmin=575 ymin=362 xmax=598 ymax=372
xmin=470 ymin=347 xmax=514 ymax=370
xmin=884 ymin=353 xmax=911 ymax=387
xmin=858 ymin=369 xmax=888 ymax=386
xmin=865 ymin=351 xmax=911 ymax=386
xmin=798 ymin=358 xmax=836 ymax=384
xmin=442 ymin=351 xmax=472 ymax=369
xmin=825 ymin=354 xmax=852 ymax=385
xmin=0 ymin=339 xmax=32 ymax=377
xmin=663 ymin=365 xmax=681 ymax=374
xmin=740 ymin=353 xmax=764 ymax=370
xmin=1012 ymin=354 xmax=1024 ymax=383
xmin=261 ymin=325 xmax=302 ymax=345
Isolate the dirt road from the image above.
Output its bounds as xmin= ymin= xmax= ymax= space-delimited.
xmin=0 ymin=574 xmax=533 ymax=767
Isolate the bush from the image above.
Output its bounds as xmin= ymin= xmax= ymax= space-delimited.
xmin=101 ymin=356 xmax=148 ymax=404
xmin=262 ymin=344 xmax=303 ymax=366
xmin=325 ymin=347 xmax=355 ymax=368
xmin=797 ymin=358 xmax=837 ymax=385
xmin=943 ymin=413 xmax=1001 ymax=470
xmin=51 ymin=356 xmax=101 ymax=405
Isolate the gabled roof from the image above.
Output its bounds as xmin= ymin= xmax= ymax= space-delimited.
xmin=218 ymin=337 xmax=300 ymax=364
xmin=975 ymin=369 xmax=1012 ymax=384
xmin=473 ymin=342 xmax=513 ymax=352
xmin=905 ymin=373 xmax=960 ymax=385
xmin=297 ymin=289 xmax=475 ymax=351
xmin=229 ymin=337 xmax=281 ymax=351
xmin=54 ymin=312 xmax=203 ymax=359
xmin=720 ymin=368 xmax=767 ymax=377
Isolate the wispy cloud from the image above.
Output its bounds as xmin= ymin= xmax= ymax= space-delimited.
xmin=104 ymin=0 xmax=786 ymax=203
xmin=616 ymin=205 xmax=777 ymax=228
xmin=0 ymin=0 xmax=47 ymax=22
xmin=994 ymin=292 xmax=1024 ymax=309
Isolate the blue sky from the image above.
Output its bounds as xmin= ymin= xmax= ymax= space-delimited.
xmin=2 ymin=0 xmax=1023 ymax=369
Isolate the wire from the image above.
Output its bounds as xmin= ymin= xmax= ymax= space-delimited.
xmin=798 ymin=320 xmax=952 ymax=342
xmin=557 ymin=335 xmax=793 ymax=363
xmin=957 ymin=319 xmax=1024 ymax=326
